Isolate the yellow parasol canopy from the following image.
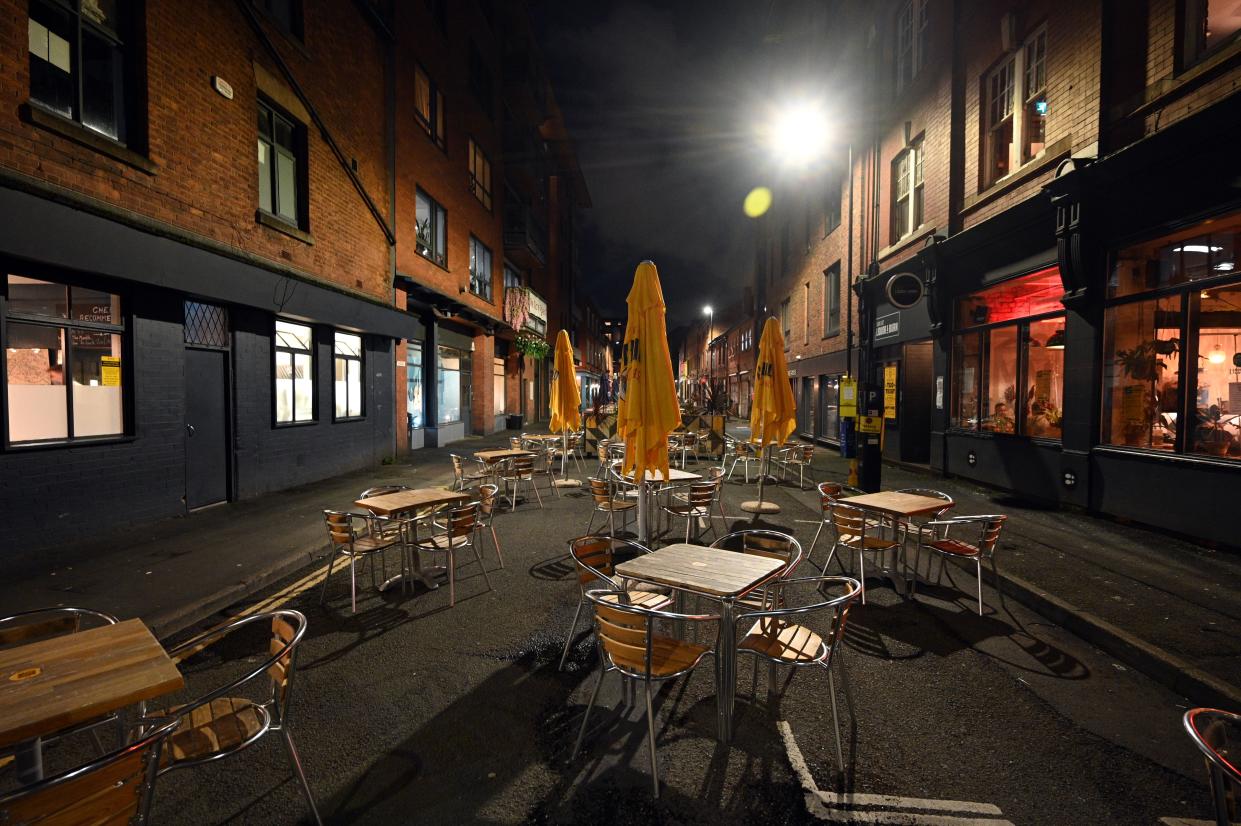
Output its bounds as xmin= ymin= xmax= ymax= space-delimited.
xmin=617 ymin=261 xmax=680 ymax=483
xmin=749 ymin=316 xmax=797 ymax=448
xmin=549 ymin=329 xmax=581 ymax=433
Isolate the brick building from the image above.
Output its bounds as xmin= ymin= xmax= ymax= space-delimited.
xmin=762 ymin=0 xmax=1241 ymax=545
xmin=0 ymin=0 xmax=589 ymax=552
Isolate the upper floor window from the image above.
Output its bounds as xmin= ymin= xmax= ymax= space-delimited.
xmin=257 ymin=99 xmax=304 ymax=228
xmin=415 ymin=188 xmax=447 ymax=267
xmin=503 ymin=262 xmax=522 ymax=290
xmin=28 ymin=0 xmax=130 ymax=143
xmin=274 ymin=319 xmax=314 ymax=424
xmin=1180 ymin=0 xmax=1241 ymax=69
xmin=469 ymin=235 xmax=493 ymax=301
xmin=982 ymin=26 xmax=1047 ymax=189
xmin=468 ymin=138 xmax=492 ymax=210
xmin=824 ymin=264 xmax=841 ymax=336
xmin=825 ymin=175 xmax=842 ymax=236
xmin=468 ymin=42 xmax=493 ymax=120
xmin=253 ymin=0 xmax=303 ymax=39
xmin=891 ymin=137 xmax=924 ymax=242
xmin=413 ymin=66 xmax=446 ymax=151
xmin=895 ymin=0 xmax=929 ymax=95
xmin=333 ymin=331 xmax=363 ymax=420
xmin=4 ymin=274 xmax=125 ymax=444
xmin=740 ymin=328 xmax=753 ymax=351
xmin=780 ymin=298 xmax=791 ymax=340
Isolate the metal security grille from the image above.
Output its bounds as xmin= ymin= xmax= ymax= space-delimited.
xmin=183 ymin=301 xmax=229 ymax=349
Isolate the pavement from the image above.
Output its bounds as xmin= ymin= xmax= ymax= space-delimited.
xmin=1 ymin=429 xmax=1229 ymax=824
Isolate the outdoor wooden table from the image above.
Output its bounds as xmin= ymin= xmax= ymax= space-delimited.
xmin=356 ymin=488 xmax=471 ymax=591
xmin=0 ymin=618 xmax=183 ymax=784
xmin=615 ymin=543 xmax=784 ymax=744
xmin=836 ymin=491 xmax=952 ymax=593
xmin=621 ymin=467 xmax=701 ymax=542
xmin=474 ymin=448 xmax=533 ymax=463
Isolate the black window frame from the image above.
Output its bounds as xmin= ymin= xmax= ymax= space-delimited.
xmin=1178 ymin=0 xmax=1241 ymax=71
xmin=413 ymin=64 xmax=447 ymax=151
xmin=27 ymin=0 xmax=135 ymax=146
xmin=2 ymin=271 xmax=131 ymax=448
xmin=468 ymin=137 xmax=493 ymax=211
xmin=415 ymin=187 xmax=448 ymax=268
xmin=824 ymin=264 xmax=841 ymax=337
xmin=469 ymin=235 xmax=493 ymax=302
xmin=332 ymin=330 xmax=365 ymax=422
xmin=257 ymin=97 xmax=308 ymax=230
xmin=273 ymin=318 xmax=316 ymax=426
xmin=824 ymin=175 xmax=842 ymax=237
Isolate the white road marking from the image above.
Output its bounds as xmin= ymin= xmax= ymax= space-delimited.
xmin=778 ymin=720 xmax=1015 ymax=825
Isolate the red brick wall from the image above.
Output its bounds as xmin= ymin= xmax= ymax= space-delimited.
xmin=0 ymin=0 xmax=393 ymax=302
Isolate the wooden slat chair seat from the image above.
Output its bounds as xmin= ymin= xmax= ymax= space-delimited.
xmin=822 ymin=504 xmax=901 ymax=604
xmin=572 ymin=590 xmax=718 ymax=797
xmin=0 ymin=717 xmax=179 ymax=826
xmin=466 ymin=484 xmax=504 ymax=569
xmin=709 ymin=530 xmax=804 ymax=611
xmin=585 ymin=478 xmax=636 ymax=537
xmin=321 ymin=511 xmax=399 ymax=614
xmin=659 ymin=480 xmax=719 ymax=544
xmin=144 ymin=610 xmax=321 ymax=824
xmin=500 ymin=455 xmax=543 ymax=510
xmin=411 ymin=503 xmax=492 ymax=607
xmin=739 ymin=618 xmax=825 ymax=664
xmin=911 ymin=515 xmax=1007 ymax=615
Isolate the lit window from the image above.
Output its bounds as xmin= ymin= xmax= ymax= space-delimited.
xmin=257 ymin=100 xmax=303 ymax=227
xmin=1180 ymin=0 xmax=1241 ymax=69
xmin=4 ymin=274 xmax=124 ymax=444
xmin=28 ymin=0 xmax=130 ymax=142
xmin=333 ymin=331 xmax=363 ymax=420
xmin=468 ymin=138 xmax=492 ymax=210
xmin=415 ymin=188 xmax=447 ymax=267
xmin=982 ymin=26 xmax=1047 ymax=188
xmin=413 ymin=65 xmax=446 ymax=150
xmin=891 ymin=137 xmax=924 ymax=241
xmin=469 ymin=235 xmax=493 ymax=301
xmin=406 ymin=340 xmax=424 ymax=432
xmin=275 ymin=319 xmax=314 ymax=424
xmin=494 ymin=357 xmax=506 ymax=415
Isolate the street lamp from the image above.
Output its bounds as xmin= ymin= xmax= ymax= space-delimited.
xmin=703 ymin=305 xmax=714 ymax=408
xmin=769 ymin=101 xmax=831 ymax=168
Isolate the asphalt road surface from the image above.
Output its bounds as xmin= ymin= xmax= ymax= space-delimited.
xmin=34 ymin=465 xmax=1216 ymax=825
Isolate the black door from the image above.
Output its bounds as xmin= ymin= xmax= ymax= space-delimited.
xmin=185 ymin=348 xmax=229 ymax=509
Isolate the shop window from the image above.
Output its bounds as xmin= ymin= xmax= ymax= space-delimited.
xmin=415 ymin=188 xmax=447 ymax=267
xmin=951 ymin=267 xmax=1065 ymax=438
xmin=257 ymin=99 xmax=305 ymax=228
xmin=413 ymin=65 xmax=446 ymax=150
xmin=469 ymin=235 xmax=493 ymax=301
xmin=891 ymin=137 xmax=923 ymax=242
xmin=333 ymin=331 xmax=363 ymax=420
xmin=274 ymin=319 xmax=314 ymax=424
xmin=437 ymin=345 xmax=469 ymax=425
xmin=1180 ymin=0 xmax=1241 ymax=70
xmin=406 ymin=340 xmax=424 ymax=431
xmin=493 ymin=357 xmax=505 ymax=415
xmin=468 ymin=138 xmax=492 ymax=210
xmin=28 ymin=0 xmax=131 ymax=143
xmin=895 ymin=0 xmax=928 ymax=95
xmin=4 ymin=274 xmax=125 ymax=444
xmin=1105 ymin=212 xmax=1241 ymax=460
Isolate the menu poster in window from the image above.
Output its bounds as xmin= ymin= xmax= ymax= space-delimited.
xmin=1035 ymin=369 xmax=1053 ymax=404
xmin=1230 ymin=382 xmax=1241 ymax=413
xmin=1121 ymin=385 xmax=1147 ymax=424
xmin=100 ymin=356 xmax=121 ymax=387
xmin=883 ymin=364 xmax=898 ymax=419
xmin=935 ymin=376 xmax=944 ymax=409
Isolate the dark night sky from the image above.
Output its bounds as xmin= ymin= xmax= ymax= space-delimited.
xmin=530 ymin=1 xmax=793 ymax=329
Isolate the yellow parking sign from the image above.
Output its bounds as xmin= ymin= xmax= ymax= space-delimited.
xmin=858 ymin=415 xmax=882 ymax=434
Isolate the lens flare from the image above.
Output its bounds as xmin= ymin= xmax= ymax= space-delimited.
xmin=744 ymin=187 xmax=773 ymax=218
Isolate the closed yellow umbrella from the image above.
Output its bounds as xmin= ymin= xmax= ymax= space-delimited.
xmin=743 ymin=316 xmax=797 ymax=513
xmin=617 ymin=261 xmax=680 ymax=531
xmin=549 ymin=329 xmax=581 ymax=482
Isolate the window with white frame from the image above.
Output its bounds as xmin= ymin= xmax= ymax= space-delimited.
xmin=468 ymin=138 xmax=492 ymax=210
xmin=333 ymin=331 xmax=363 ymax=420
xmin=895 ymin=0 xmax=929 ymax=95
xmin=983 ymin=26 xmax=1047 ymax=188
xmin=274 ymin=319 xmax=314 ymax=424
xmin=891 ymin=137 xmax=924 ymax=242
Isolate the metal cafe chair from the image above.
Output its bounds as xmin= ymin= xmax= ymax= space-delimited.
xmin=410 ymin=502 xmax=492 ymax=607
xmin=711 ymin=529 xmax=804 ymax=611
xmin=727 ymin=440 xmax=762 ymax=483
xmin=451 ymin=454 xmax=491 ymax=491
xmin=144 ymin=610 xmax=321 ymax=824
xmin=0 ymin=607 xmax=122 ymax=761
xmin=1183 ymin=707 xmax=1241 ymax=826
xmin=571 ymin=589 xmax=718 ymax=798
xmin=910 ymin=514 xmax=1008 ymax=615
xmin=321 ymin=510 xmax=399 ymax=613
xmin=0 ymin=717 xmax=179 ymax=826
xmin=500 ymin=454 xmax=544 ymax=510
xmin=557 ymin=536 xmax=672 ymax=671
xmin=822 ymin=503 xmax=902 ymax=605
xmin=585 ymin=477 xmax=637 ymax=537
xmin=659 ymin=480 xmax=721 ymax=544
xmin=779 ymin=444 xmax=817 ymax=490
xmin=530 ymin=448 xmax=562 ymax=498
xmin=894 ymin=488 xmax=955 ymax=545
xmin=735 ymin=575 xmax=861 ymax=777
xmin=465 ymin=483 xmax=504 ymax=569
xmin=594 ymin=438 xmax=613 ymax=479
xmin=808 ymin=482 xmax=885 ymax=565
xmin=359 ymin=485 xmax=413 ymax=543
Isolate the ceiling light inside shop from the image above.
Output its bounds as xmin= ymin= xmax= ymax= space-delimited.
xmin=1173 ymin=245 xmax=1224 ymax=253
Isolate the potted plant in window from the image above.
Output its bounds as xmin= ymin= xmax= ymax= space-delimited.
xmin=1115 ymin=337 xmax=1179 ymax=445
xmin=416 ymin=218 xmax=433 ymax=259
xmin=1194 ymin=404 xmax=1235 ymax=456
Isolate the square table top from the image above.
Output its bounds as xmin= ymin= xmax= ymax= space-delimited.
xmin=0 ymin=619 xmax=184 ymax=749
xmin=837 ymin=491 xmax=952 ymax=518
xmin=521 ymin=434 xmax=562 ymax=441
xmin=475 ymin=448 xmax=534 ymax=462
xmin=622 ymin=467 xmax=702 ymax=484
xmin=615 ymin=543 xmax=784 ymax=598
xmin=355 ymin=488 xmax=470 ymax=516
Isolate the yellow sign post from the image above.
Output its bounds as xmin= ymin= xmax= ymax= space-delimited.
xmin=840 ymin=377 xmax=857 ymax=418
xmin=883 ymin=364 xmax=897 ymax=419
xmin=858 ymin=415 xmax=883 ymax=434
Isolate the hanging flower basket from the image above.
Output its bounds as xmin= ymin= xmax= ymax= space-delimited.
xmin=515 ymin=331 xmax=549 ymax=361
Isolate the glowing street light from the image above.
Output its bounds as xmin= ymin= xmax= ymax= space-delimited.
xmin=769 ymin=101 xmax=831 ymax=167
